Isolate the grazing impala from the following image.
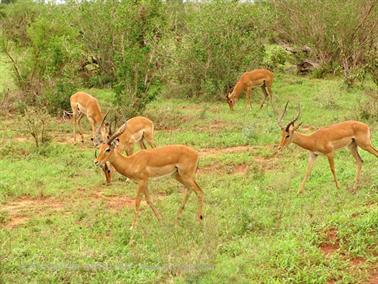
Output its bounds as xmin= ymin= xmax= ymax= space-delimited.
xmin=226 ymin=68 xmax=274 ymax=110
xmin=277 ymin=102 xmax=378 ymax=193
xmin=95 ymin=123 xmax=205 ymax=229
xmin=98 ymin=116 xmax=156 ymax=185
xmin=117 ymin=116 xmax=156 ymax=155
xmin=70 ymin=91 xmax=109 ymax=144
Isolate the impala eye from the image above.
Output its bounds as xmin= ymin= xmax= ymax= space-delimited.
xmin=105 ymin=148 xmax=111 ymax=152
xmin=286 ymin=135 xmax=290 ymax=138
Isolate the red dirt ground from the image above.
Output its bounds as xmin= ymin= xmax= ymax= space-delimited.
xmin=320 ymin=228 xmax=339 ymax=256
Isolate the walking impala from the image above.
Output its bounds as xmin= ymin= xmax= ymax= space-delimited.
xmin=70 ymin=91 xmax=109 ymax=144
xmin=94 ymin=123 xmax=205 ymax=229
xmin=226 ymin=68 xmax=274 ymax=111
xmin=277 ymin=102 xmax=378 ymax=193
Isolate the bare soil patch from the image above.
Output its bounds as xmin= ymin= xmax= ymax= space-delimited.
xmin=1 ymin=196 xmax=65 ymax=228
xmin=89 ymin=190 xmax=138 ymax=211
xmin=199 ymin=163 xmax=249 ymax=175
xmin=350 ymin=256 xmax=366 ymax=267
xmin=193 ymin=120 xmax=231 ymax=132
xmin=199 ymin=145 xmax=266 ymax=156
xmin=366 ymin=267 xmax=378 ymax=284
xmin=320 ymin=228 xmax=339 ymax=257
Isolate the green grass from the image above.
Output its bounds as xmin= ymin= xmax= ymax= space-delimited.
xmin=0 ymin=74 xmax=377 ymax=283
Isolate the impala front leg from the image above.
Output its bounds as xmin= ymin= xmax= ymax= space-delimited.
xmin=245 ymin=88 xmax=252 ymax=110
xmin=143 ymin=183 xmax=162 ymax=222
xmin=88 ymin=117 xmax=96 ymax=143
xmin=103 ymin=162 xmax=112 ymax=185
xmin=77 ymin=113 xmax=85 ymax=143
xmin=131 ymin=181 xmax=145 ymax=230
xmin=298 ymin=152 xmax=317 ymax=194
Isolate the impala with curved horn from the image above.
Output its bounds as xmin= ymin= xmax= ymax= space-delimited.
xmin=277 ymin=102 xmax=378 ymax=193
xmin=70 ymin=92 xmax=110 ymax=144
xmin=94 ymin=123 xmax=205 ymax=229
xmin=226 ymin=68 xmax=274 ymax=111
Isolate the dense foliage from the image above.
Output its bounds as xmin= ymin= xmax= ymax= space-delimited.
xmin=0 ymin=0 xmax=377 ymax=114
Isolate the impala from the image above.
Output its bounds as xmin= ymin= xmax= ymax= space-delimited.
xmin=97 ymin=116 xmax=156 ymax=185
xmin=70 ymin=91 xmax=109 ymax=144
xmin=94 ymin=123 xmax=205 ymax=229
xmin=117 ymin=116 xmax=156 ymax=155
xmin=277 ymin=102 xmax=378 ymax=193
xmin=226 ymin=68 xmax=274 ymax=111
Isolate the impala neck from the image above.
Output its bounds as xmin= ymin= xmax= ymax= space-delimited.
xmin=108 ymin=149 xmax=132 ymax=176
xmin=231 ymin=80 xmax=244 ymax=100
xmin=292 ymin=132 xmax=316 ymax=151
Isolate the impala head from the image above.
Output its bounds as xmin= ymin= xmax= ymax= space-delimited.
xmin=94 ymin=123 xmax=127 ymax=167
xmin=93 ymin=112 xmax=110 ymax=146
xmin=226 ymin=92 xmax=235 ymax=111
xmin=277 ymin=102 xmax=302 ymax=151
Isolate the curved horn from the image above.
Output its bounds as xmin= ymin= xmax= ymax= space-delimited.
xmin=288 ymin=104 xmax=301 ymax=126
xmin=100 ymin=111 xmax=109 ymax=128
xmin=95 ymin=111 xmax=110 ymax=139
xmin=107 ymin=122 xmax=128 ymax=145
xmin=278 ymin=101 xmax=289 ymax=128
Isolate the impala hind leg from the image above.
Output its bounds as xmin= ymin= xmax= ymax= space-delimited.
xmin=326 ymin=152 xmax=340 ymax=189
xmin=298 ymin=152 xmax=317 ymax=194
xmin=259 ymin=90 xmax=267 ymax=109
xmin=178 ymin=175 xmax=204 ymax=223
xmin=174 ymin=173 xmax=193 ymax=223
xmin=348 ymin=141 xmax=363 ymax=191
xmin=358 ymin=144 xmax=378 ymax=158
xmin=139 ymin=140 xmax=147 ymax=150
xmin=262 ymin=84 xmax=273 ymax=106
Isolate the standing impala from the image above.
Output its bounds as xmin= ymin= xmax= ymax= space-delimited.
xmin=277 ymin=102 xmax=378 ymax=193
xmin=70 ymin=91 xmax=109 ymax=144
xmin=226 ymin=68 xmax=274 ymax=111
xmin=95 ymin=123 xmax=205 ymax=229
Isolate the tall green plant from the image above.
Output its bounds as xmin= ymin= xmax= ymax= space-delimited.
xmin=164 ymin=1 xmax=273 ymax=99
xmin=272 ymin=0 xmax=378 ymax=86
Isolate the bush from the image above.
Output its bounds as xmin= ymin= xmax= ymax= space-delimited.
xmin=43 ymin=80 xmax=77 ymax=115
xmin=22 ymin=106 xmax=52 ymax=147
xmin=262 ymin=44 xmax=289 ymax=71
xmin=357 ymin=92 xmax=378 ymax=122
xmin=272 ymin=0 xmax=378 ymax=86
xmin=163 ymin=1 xmax=273 ymax=99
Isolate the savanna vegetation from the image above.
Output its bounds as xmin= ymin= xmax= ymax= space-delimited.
xmin=0 ymin=0 xmax=377 ymax=283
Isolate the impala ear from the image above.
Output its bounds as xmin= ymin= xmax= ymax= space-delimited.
xmin=110 ymin=138 xmax=120 ymax=148
xmin=294 ymin=122 xmax=303 ymax=131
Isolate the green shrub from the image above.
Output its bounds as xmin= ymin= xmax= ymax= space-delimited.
xmin=262 ymin=44 xmax=289 ymax=70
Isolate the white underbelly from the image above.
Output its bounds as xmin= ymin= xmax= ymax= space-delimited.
xmin=330 ymin=136 xmax=353 ymax=150
xmin=147 ymin=165 xmax=177 ymax=178
xmin=130 ymin=130 xmax=144 ymax=143
xmin=77 ymin=103 xmax=87 ymax=115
